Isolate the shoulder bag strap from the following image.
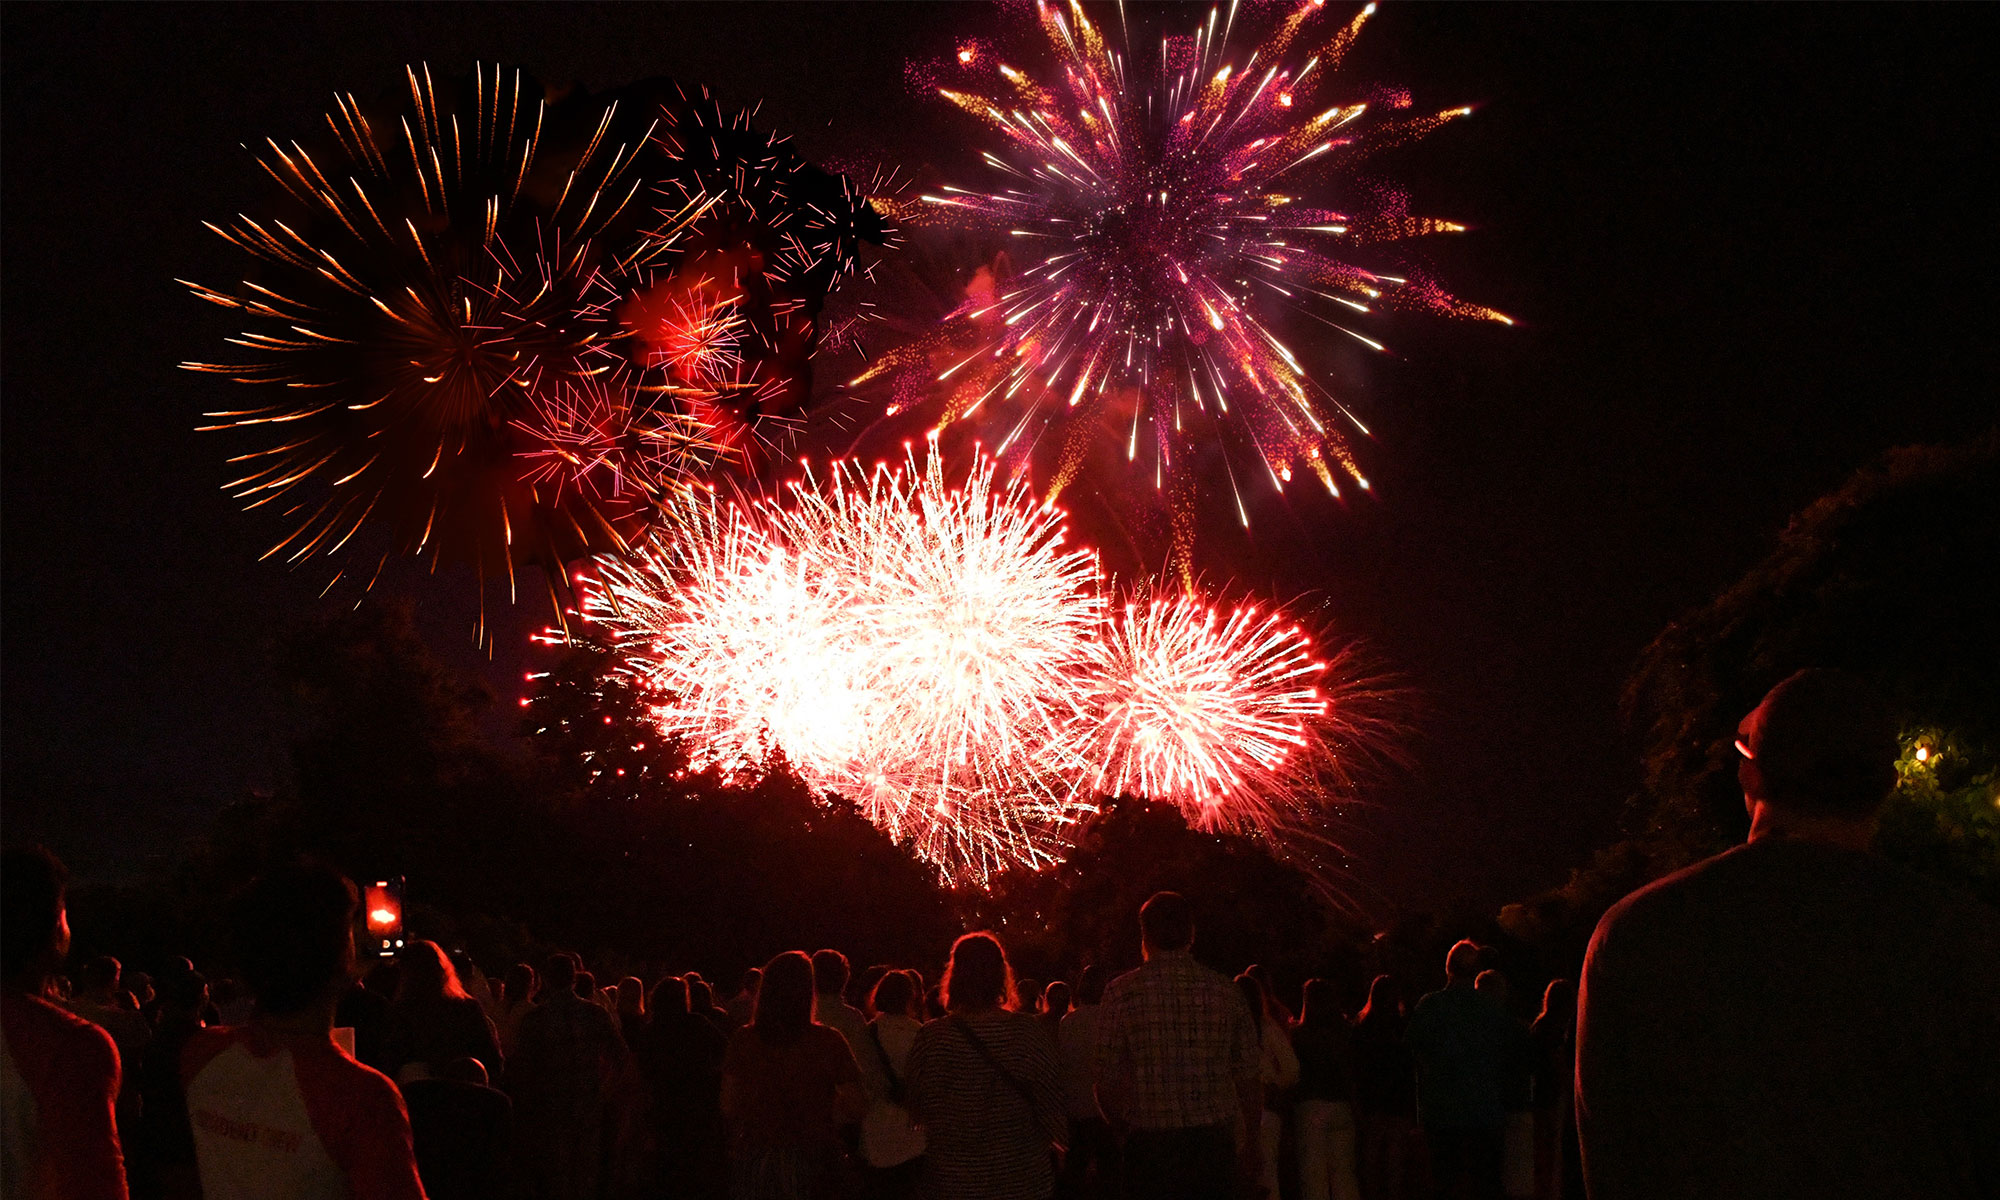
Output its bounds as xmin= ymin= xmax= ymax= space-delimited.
xmin=949 ymin=1015 xmax=1038 ymax=1108
xmin=869 ymin=1022 xmax=906 ymax=1103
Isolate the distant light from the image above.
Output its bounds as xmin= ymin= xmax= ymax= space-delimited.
xmin=959 ymin=47 xmax=976 ymax=64
xmin=1915 ymin=746 xmax=1930 ymax=762
xmin=1278 ymin=92 xmax=1294 ymax=108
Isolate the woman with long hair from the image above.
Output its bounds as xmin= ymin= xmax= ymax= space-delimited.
xmin=720 ymin=951 xmax=866 ymax=1200
xmin=638 ymin=974 xmax=728 ymax=1198
xmin=1351 ymin=973 xmax=1417 ymax=1200
xmin=905 ymin=933 xmax=1066 ymax=1200
xmin=1293 ymin=978 xmax=1362 ymax=1200
xmin=382 ymin=940 xmax=503 ymax=1082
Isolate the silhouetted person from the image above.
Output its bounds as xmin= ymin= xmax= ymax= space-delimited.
xmin=1473 ymin=971 xmax=1534 ymax=1199
xmin=1294 ymin=978 xmax=1362 ymax=1200
xmin=690 ymin=976 xmax=733 ymax=1037
xmin=404 ymin=1055 xmax=511 ymax=1200
xmin=510 ymin=952 xmax=638 ymax=1200
xmin=129 ymin=969 xmax=208 ymax=1198
xmin=1096 ymin=891 xmax=1261 ymax=1200
xmin=727 ymin=968 xmax=763 ymax=1028
xmin=1056 ymin=965 xmax=1117 ymax=1199
xmin=1407 ymin=941 xmax=1513 ymax=1199
xmin=182 ymin=862 xmax=424 ymax=1197
xmin=1237 ymin=972 xmax=1299 ymax=1198
xmin=494 ymin=962 xmax=538 ymax=1057
xmin=1 ymin=844 xmax=129 ymax=1200
xmin=1577 ymin=669 xmax=2000 ymax=1199
xmin=1244 ymin=963 xmax=1294 ymax=1027
xmin=858 ymin=969 xmax=925 ymax=1185
xmin=721 ymin=950 xmax=865 ymax=1199
xmin=383 ymin=940 xmax=503 ymax=1083
xmin=1039 ymin=980 xmax=1071 ymax=1043
xmin=906 ymin=932 xmax=1066 ymax=1200
xmin=71 ymin=957 xmax=153 ymax=1078
xmin=1352 ymin=974 xmax=1416 ymax=1200
xmin=123 ymin=974 xmax=155 ymax=1018
xmin=1527 ymin=981 xmax=1577 ymax=1200
xmin=813 ymin=947 xmax=885 ymax=1103
xmin=635 ymin=974 xmax=727 ymax=1197
xmin=613 ymin=977 xmax=647 ymax=1046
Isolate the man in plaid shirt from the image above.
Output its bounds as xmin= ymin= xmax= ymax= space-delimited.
xmin=1096 ymin=891 xmax=1262 ymax=1199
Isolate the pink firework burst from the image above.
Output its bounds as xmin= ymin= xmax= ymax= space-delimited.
xmin=918 ymin=0 xmax=1509 ymax=504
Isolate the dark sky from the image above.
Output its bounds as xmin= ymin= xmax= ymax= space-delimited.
xmin=4 ymin=4 xmax=1994 ymax=914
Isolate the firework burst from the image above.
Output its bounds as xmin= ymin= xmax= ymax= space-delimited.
xmin=914 ymin=0 xmax=1508 ymax=517
xmin=559 ymin=442 xmax=1395 ymax=884
xmin=511 ymin=375 xmax=716 ymax=505
xmin=181 ymin=65 xmax=711 ymax=624
xmin=1075 ymin=592 xmax=1350 ymax=836
xmin=582 ymin=446 xmax=1103 ymax=882
xmin=182 ymin=66 xmax=887 ymax=634
xmin=642 ymin=288 xmax=747 ymax=383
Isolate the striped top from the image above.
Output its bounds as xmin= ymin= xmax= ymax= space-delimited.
xmin=905 ymin=1010 xmax=1067 ymax=1200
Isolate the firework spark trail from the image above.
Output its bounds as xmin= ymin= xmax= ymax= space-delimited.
xmin=914 ymin=0 xmax=1509 ymax=514
xmin=647 ymin=288 xmax=747 ymax=382
xmin=584 ymin=445 xmax=1105 ymax=882
xmin=512 ymin=375 xmax=718 ymax=504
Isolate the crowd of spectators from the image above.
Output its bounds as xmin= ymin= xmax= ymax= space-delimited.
xmin=3 ymin=671 xmax=1995 ymax=1200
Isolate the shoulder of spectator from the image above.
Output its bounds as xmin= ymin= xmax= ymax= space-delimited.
xmin=179 ymin=1023 xmax=238 ymax=1086
xmin=49 ymin=1001 xmax=123 ymax=1082
xmin=1103 ymin=965 xmax=1144 ymax=999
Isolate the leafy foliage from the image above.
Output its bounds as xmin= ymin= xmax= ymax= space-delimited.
xmin=1623 ymin=432 xmax=1999 ymax=882
xmin=966 ymin=797 xmax=1372 ymax=986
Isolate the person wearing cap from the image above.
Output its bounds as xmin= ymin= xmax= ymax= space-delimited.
xmin=1575 ymin=669 xmax=2000 ymax=1200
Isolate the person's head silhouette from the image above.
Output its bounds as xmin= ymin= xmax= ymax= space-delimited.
xmin=1139 ymin=890 xmax=1195 ymax=958
xmin=1735 ymin=669 xmax=1898 ymax=844
xmin=231 ymin=862 xmax=358 ymax=1022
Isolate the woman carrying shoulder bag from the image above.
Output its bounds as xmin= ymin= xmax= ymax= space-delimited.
xmin=860 ymin=970 xmax=927 ymax=1197
xmin=905 ymin=934 xmax=1067 ymax=1200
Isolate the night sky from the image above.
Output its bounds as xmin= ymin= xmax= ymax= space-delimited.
xmin=4 ymin=4 xmax=1994 ymax=915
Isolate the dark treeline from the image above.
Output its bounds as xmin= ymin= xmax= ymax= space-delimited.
xmin=59 ymin=435 xmax=1999 ymax=1035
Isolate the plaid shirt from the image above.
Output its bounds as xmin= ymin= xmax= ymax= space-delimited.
xmin=1096 ymin=950 xmax=1259 ymax=1130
